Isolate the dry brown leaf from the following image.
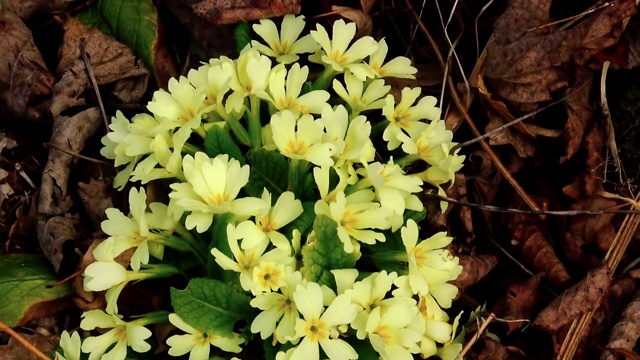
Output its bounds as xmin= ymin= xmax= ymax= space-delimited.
xmin=9 ymin=0 xmax=70 ymax=19
xmin=78 ymin=178 xmax=114 ymax=229
xmin=511 ymin=222 xmax=571 ymax=289
xmin=51 ymin=17 xmax=148 ymax=115
xmin=36 ymin=215 xmax=78 ymax=274
xmin=72 ymin=239 xmax=106 ymax=311
xmin=191 ymin=0 xmax=300 ymax=25
xmin=561 ymin=69 xmax=593 ymax=162
xmin=602 ymin=290 xmax=640 ymax=360
xmin=466 ymin=335 xmax=509 ymax=360
xmin=492 ymin=273 xmax=543 ymax=335
xmin=534 ymin=263 xmax=611 ymax=333
xmin=451 ymin=254 xmax=498 ymax=295
xmin=38 ymin=107 xmax=102 ymax=215
xmin=0 ymin=6 xmax=55 ymax=121
xmin=485 ymin=108 xmax=535 ymax=158
xmin=0 ymin=332 xmax=57 ymax=360
xmin=332 ymin=6 xmax=372 ymax=38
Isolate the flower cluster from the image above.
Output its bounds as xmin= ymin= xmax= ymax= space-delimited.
xmin=60 ymin=14 xmax=466 ymax=360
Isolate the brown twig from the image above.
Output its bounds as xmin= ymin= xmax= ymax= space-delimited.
xmin=45 ymin=142 xmax=111 ymax=164
xmin=424 ymin=193 xmax=640 ymax=215
xmin=0 ymin=320 xmax=51 ymax=360
xmin=79 ymin=38 xmax=109 ymax=132
xmin=456 ymin=312 xmax=496 ymax=360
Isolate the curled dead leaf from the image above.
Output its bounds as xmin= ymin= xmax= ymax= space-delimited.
xmin=602 ymin=290 xmax=640 ymax=360
xmin=36 ymin=215 xmax=78 ymax=274
xmin=38 ymin=107 xmax=102 ymax=215
xmin=492 ymin=273 xmax=544 ymax=335
xmin=451 ymin=254 xmax=498 ymax=295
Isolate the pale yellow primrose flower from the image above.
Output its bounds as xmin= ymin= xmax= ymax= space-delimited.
xmin=250 ymin=269 xmax=304 ymax=343
xmin=413 ymin=295 xmax=456 ymax=359
xmin=271 ymin=111 xmax=336 ymax=167
xmin=368 ymin=38 xmax=418 ymax=79
xmin=332 ymin=70 xmax=390 ymax=116
xmin=253 ymin=261 xmax=288 ymax=294
xmin=80 ymin=310 xmax=152 ymax=360
xmin=358 ymin=160 xmax=424 ymax=231
xmin=366 ymin=299 xmax=423 ymax=360
xmin=236 ymin=189 xmax=303 ymax=252
xmin=97 ymin=187 xmax=176 ymax=271
xmin=129 ymin=129 xmax=189 ymax=184
xmin=258 ymin=63 xmax=330 ymax=115
xmin=83 ymin=261 xmax=177 ymax=314
xmin=309 ymin=19 xmax=379 ymax=80
xmin=314 ymin=190 xmax=391 ymax=253
xmin=187 ymin=61 xmax=235 ymax=122
xmin=147 ymin=76 xmax=206 ymax=133
xmin=212 ymin=223 xmax=293 ymax=292
xmin=252 ymin=14 xmax=321 ymax=64
xmin=56 ymin=330 xmax=81 ymax=360
xmin=319 ymin=105 xmax=375 ymax=166
xmin=168 ymin=152 xmax=266 ymax=232
xmin=166 ymin=313 xmax=243 ymax=359
xmin=383 ymin=87 xmax=441 ymax=150
xmin=224 ymin=47 xmax=272 ymax=113
xmin=401 ymin=219 xmax=462 ymax=302
xmin=313 ymin=164 xmax=358 ymax=203
xmin=290 ymin=282 xmax=359 ymax=360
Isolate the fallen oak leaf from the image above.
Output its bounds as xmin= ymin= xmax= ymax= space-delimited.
xmin=492 ymin=272 xmax=544 ymax=335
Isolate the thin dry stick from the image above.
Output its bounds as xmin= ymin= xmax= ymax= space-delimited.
xmin=425 ymin=193 xmax=640 ymax=215
xmin=600 ymin=61 xmax=624 ymax=186
xmin=402 ymin=0 xmax=541 ymax=212
xmin=79 ymin=38 xmax=109 ymax=131
xmin=456 ymin=312 xmax=496 ymax=360
xmin=45 ymin=142 xmax=111 ymax=164
xmin=0 ymin=320 xmax=50 ymax=360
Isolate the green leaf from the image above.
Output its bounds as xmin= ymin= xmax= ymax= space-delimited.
xmin=76 ymin=0 xmax=158 ymax=74
xmin=204 ymin=126 xmax=246 ymax=165
xmin=234 ymin=22 xmax=252 ymax=53
xmin=344 ymin=337 xmax=378 ymax=360
xmin=0 ymin=255 xmax=72 ymax=327
xmin=245 ymin=149 xmax=289 ymax=198
xmin=170 ymin=278 xmax=253 ymax=337
xmin=300 ymin=215 xmax=358 ymax=289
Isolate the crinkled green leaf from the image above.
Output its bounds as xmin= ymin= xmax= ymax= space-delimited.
xmin=204 ymin=126 xmax=246 ymax=165
xmin=76 ymin=0 xmax=158 ymax=73
xmin=245 ymin=149 xmax=289 ymax=198
xmin=301 ymin=215 xmax=358 ymax=289
xmin=234 ymin=22 xmax=252 ymax=53
xmin=0 ymin=255 xmax=71 ymax=327
xmin=170 ymin=278 xmax=253 ymax=337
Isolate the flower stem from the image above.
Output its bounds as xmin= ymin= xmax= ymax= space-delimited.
xmin=247 ymin=96 xmax=263 ymax=148
xmin=226 ymin=116 xmax=251 ymax=146
xmin=371 ymin=119 xmax=389 ymax=137
xmin=312 ymin=67 xmax=338 ymax=91
xmin=395 ymin=154 xmax=420 ymax=169
xmin=288 ymin=159 xmax=310 ymax=196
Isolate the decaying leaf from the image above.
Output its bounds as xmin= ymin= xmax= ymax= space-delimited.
xmin=561 ymin=69 xmax=594 ymax=162
xmin=0 ymin=332 xmax=57 ymax=360
xmin=38 ymin=107 xmax=102 ymax=215
xmin=36 ymin=215 xmax=78 ymax=274
xmin=602 ymin=290 xmax=640 ymax=360
xmin=78 ymin=178 xmax=114 ymax=228
xmin=511 ymin=221 xmax=571 ymax=289
xmin=50 ymin=17 xmax=149 ymax=115
xmin=492 ymin=273 xmax=544 ymax=335
xmin=72 ymin=239 xmax=106 ymax=311
xmin=0 ymin=5 xmax=55 ymax=121
xmin=465 ymin=335 xmax=509 ymax=360
xmin=9 ymin=0 xmax=70 ymax=19
xmin=451 ymin=254 xmax=498 ymax=295
xmin=191 ymin=0 xmax=301 ymax=25
xmin=534 ymin=263 xmax=611 ymax=333
xmin=332 ymin=4 xmax=372 ymax=38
